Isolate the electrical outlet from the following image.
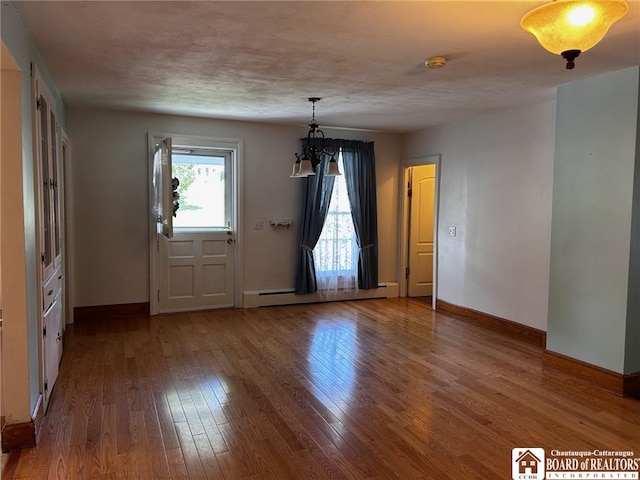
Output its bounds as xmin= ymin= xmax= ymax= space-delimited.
xmin=448 ymin=226 xmax=456 ymax=237
xmin=255 ymin=220 xmax=264 ymax=230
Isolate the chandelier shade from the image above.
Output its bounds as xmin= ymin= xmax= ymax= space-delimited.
xmin=520 ymin=0 xmax=629 ymax=69
xmin=291 ymin=98 xmax=341 ymax=178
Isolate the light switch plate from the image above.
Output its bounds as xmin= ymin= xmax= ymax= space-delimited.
xmin=448 ymin=226 xmax=456 ymax=237
xmin=255 ymin=220 xmax=264 ymax=230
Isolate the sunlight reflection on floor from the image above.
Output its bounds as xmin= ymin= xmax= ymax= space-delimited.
xmin=307 ymin=320 xmax=358 ymax=419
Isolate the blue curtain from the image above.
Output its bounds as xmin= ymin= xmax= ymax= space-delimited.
xmin=341 ymin=141 xmax=379 ymax=289
xmin=294 ymin=139 xmax=378 ymax=293
xmin=294 ymin=156 xmax=336 ymax=294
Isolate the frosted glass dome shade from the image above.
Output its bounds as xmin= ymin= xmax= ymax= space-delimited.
xmin=521 ymin=0 xmax=629 ymax=55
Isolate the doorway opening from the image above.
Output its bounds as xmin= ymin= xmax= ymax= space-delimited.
xmin=400 ymin=156 xmax=440 ymax=310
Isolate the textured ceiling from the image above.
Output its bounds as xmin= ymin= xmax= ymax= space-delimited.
xmin=12 ymin=1 xmax=640 ymax=132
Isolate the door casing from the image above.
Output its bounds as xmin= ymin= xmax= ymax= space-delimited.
xmin=399 ymin=155 xmax=441 ymax=309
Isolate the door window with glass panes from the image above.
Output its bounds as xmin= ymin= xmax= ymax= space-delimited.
xmin=171 ymin=149 xmax=232 ymax=229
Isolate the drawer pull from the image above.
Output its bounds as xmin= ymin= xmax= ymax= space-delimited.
xmin=48 ymin=290 xmax=54 ymax=296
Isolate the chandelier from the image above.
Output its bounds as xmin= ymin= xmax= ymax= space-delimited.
xmin=520 ymin=0 xmax=629 ymax=69
xmin=291 ymin=98 xmax=341 ymax=178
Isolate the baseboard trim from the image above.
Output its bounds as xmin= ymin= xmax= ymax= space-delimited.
xmin=74 ymin=302 xmax=150 ymax=322
xmin=1 ymin=394 xmax=43 ymax=452
xmin=435 ymin=299 xmax=547 ymax=348
xmin=543 ymin=350 xmax=640 ymax=398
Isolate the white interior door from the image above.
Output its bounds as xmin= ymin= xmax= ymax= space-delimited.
xmin=408 ymin=164 xmax=436 ymax=297
xmin=158 ymin=230 xmax=235 ymax=312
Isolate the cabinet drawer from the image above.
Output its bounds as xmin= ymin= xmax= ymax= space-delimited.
xmin=42 ymin=271 xmax=62 ymax=311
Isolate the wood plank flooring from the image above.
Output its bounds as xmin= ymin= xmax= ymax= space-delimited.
xmin=3 ymin=298 xmax=640 ymax=479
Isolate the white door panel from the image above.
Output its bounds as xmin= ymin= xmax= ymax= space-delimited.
xmin=43 ymin=291 xmax=61 ymax=409
xmin=158 ymin=230 xmax=234 ymax=312
xmin=409 ymin=165 xmax=436 ymax=297
xmin=152 ymin=138 xmax=173 ymax=238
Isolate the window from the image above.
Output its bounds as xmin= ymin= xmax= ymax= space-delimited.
xmin=171 ymin=148 xmax=231 ymax=229
xmin=314 ymin=153 xmax=359 ymax=293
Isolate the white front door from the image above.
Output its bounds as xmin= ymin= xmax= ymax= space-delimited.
xmin=408 ymin=164 xmax=436 ymax=297
xmin=158 ymin=230 xmax=235 ymax=312
xmin=150 ymin=135 xmax=240 ymax=314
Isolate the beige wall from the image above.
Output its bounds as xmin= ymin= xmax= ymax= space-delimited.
xmin=403 ymin=101 xmax=556 ymax=331
xmin=68 ymin=101 xmax=557 ymax=331
xmin=67 ymin=107 xmax=403 ymax=308
xmin=548 ymin=66 xmax=640 ymax=374
xmin=1 ymin=43 xmax=32 ymax=423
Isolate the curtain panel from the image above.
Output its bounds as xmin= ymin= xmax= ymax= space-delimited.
xmin=294 ymin=155 xmax=336 ymax=294
xmin=294 ymin=138 xmax=379 ymax=294
xmin=341 ymin=141 xmax=379 ymax=289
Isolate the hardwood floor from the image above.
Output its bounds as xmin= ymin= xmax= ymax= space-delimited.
xmin=3 ymin=298 xmax=639 ymax=479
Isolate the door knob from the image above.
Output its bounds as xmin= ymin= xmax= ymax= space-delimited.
xmin=226 ymin=238 xmax=235 ymax=244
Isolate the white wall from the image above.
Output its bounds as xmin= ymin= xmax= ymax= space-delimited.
xmin=403 ymin=102 xmax=556 ymax=331
xmin=627 ymin=76 xmax=640 ymax=375
xmin=548 ymin=67 xmax=640 ymax=374
xmin=66 ymin=107 xmax=402 ymax=308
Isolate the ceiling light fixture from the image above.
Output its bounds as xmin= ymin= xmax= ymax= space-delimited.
xmin=425 ymin=56 xmax=447 ymax=69
xmin=520 ymin=0 xmax=629 ymax=69
xmin=291 ymin=98 xmax=341 ymax=178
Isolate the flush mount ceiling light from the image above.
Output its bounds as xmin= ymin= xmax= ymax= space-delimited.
xmin=520 ymin=0 xmax=629 ymax=69
xmin=291 ymin=98 xmax=341 ymax=178
xmin=425 ymin=56 xmax=447 ymax=69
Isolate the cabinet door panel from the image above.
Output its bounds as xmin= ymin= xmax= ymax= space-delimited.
xmin=43 ymin=294 xmax=61 ymax=409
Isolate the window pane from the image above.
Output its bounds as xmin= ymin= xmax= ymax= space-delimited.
xmin=315 ymin=154 xmax=358 ymax=283
xmin=51 ymin=110 xmax=61 ymax=258
xmin=172 ymin=153 xmax=226 ymax=228
xmin=39 ymin=96 xmax=52 ymax=268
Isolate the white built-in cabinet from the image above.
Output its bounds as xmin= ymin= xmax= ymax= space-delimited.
xmin=33 ymin=65 xmax=65 ymax=410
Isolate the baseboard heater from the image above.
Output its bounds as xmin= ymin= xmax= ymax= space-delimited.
xmin=243 ymin=282 xmax=399 ymax=308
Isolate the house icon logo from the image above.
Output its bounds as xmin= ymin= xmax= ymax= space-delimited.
xmin=512 ymin=448 xmax=545 ymax=480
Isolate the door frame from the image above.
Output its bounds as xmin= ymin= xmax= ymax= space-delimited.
xmin=399 ymin=155 xmax=441 ymax=309
xmin=148 ymin=133 xmax=243 ymax=315
xmin=61 ymin=129 xmax=74 ymax=325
